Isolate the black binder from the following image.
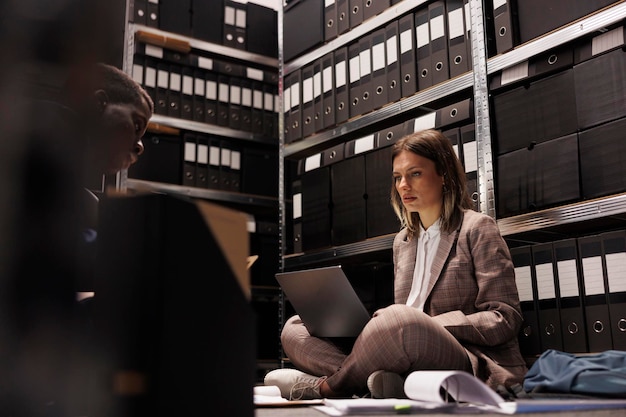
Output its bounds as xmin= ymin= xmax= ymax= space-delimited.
xmin=365 ymin=146 xmax=400 ymax=238
xmin=375 ymin=118 xmax=410 ymax=150
xmin=131 ymin=0 xmax=148 ymax=25
xmin=360 ymin=33 xmax=375 ymax=115
xmin=204 ymin=72 xmax=218 ymax=126
xmin=128 ymin=133 xmax=181 ymax=185
xmin=496 ymin=133 xmax=580 ymax=218
xmin=429 ymin=0 xmax=450 ymax=86
xmin=334 ymin=46 xmax=350 ymax=124
xmin=510 ymin=245 xmax=542 ymax=357
xmin=195 ymin=134 xmax=209 ymax=189
xmin=251 ymin=81 xmax=265 ymax=135
xmin=240 ymin=78 xmax=253 ymax=132
xmin=573 ymin=47 xmax=626 ymax=130
xmin=228 ymin=76 xmax=242 ymax=131
xmin=166 ymin=64 xmax=182 ymax=119
xmin=399 ymin=12 xmax=417 ymax=98
xmin=348 ymin=41 xmax=362 ymax=119
xmin=301 ymin=63 xmax=316 ymax=138
xmin=223 ymin=0 xmax=247 ymax=50
xmin=263 ymin=83 xmax=278 ymax=138
xmin=180 ymin=66 xmax=194 ymax=120
xmin=553 ymin=238 xmax=588 ymax=353
xmin=446 ymin=0 xmax=470 ymax=78
xmin=349 ymin=0 xmax=363 ymax=29
xmin=321 ymin=52 xmax=336 ymax=129
xmin=291 ymin=178 xmax=303 ymax=254
xmin=385 ymin=19 xmax=402 ymax=104
xmin=516 ymin=0 xmax=617 ymax=45
xmin=492 ymin=69 xmax=578 ymax=156
xmin=155 ymin=62 xmax=169 ymax=115
xmin=159 ymin=0 xmax=191 ymax=36
xmin=331 ymin=155 xmax=367 ymax=246
xmin=578 ymin=116 xmax=626 ymax=200
xmin=325 ymin=0 xmax=338 ymax=41
xmin=217 ymin=74 xmax=230 ymax=127
xmin=313 ymin=58 xmax=324 ymax=134
xmin=283 ymin=0 xmax=325 ymax=61
xmin=191 ymin=0 xmax=223 ymax=44
xmin=370 ymin=28 xmax=388 ymax=111
xmin=246 ymin=3 xmax=278 ymax=57
xmin=241 ymin=147 xmax=278 ymax=197
xmin=578 ymin=234 xmax=613 ymax=353
xmin=288 ymin=69 xmax=303 ymax=142
xmin=363 ymin=0 xmax=389 ymax=21
xmin=532 ymin=243 xmax=563 ymax=352
xmin=182 ymin=132 xmax=197 ymax=187
xmin=208 ymin=137 xmax=221 ymax=190
xmin=337 ymin=0 xmax=350 ymax=35
xmin=301 ymin=154 xmax=332 ymax=251
xmin=492 ymin=0 xmax=518 ymax=55
xmin=415 ymin=7 xmax=432 ymax=91
xmin=601 ymin=230 xmax=626 ymax=350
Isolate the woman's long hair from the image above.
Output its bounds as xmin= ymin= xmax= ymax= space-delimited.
xmin=390 ymin=129 xmax=473 ymax=239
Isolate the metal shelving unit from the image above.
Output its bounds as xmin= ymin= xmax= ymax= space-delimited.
xmin=118 ymin=20 xmax=280 ymax=209
xmin=278 ymin=0 xmax=626 ymax=264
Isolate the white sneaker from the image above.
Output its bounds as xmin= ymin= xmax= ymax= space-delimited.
xmin=264 ymin=368 xmax=326 ymax=400
xmin=367 ymin=370 xmax=406 ymax=398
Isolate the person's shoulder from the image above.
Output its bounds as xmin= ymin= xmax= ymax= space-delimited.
xmin=461 ymin=209 xmax=498 ymax=229
xmin=394 ymin=227 xmax=410 ymax=244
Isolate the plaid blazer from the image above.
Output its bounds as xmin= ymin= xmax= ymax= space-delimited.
xmin=393 ymin=209 xmax=528 ymax=388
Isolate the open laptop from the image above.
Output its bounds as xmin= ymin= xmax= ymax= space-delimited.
xmin=275 ymin=265 xmax=371 ymax=338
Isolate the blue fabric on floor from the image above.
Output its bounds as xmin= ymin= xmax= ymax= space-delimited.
xmin=524 ymin=349 xmax=626 ymax=397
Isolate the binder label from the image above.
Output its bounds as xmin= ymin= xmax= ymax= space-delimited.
xmin=194 ymin=78 xmax=205 ymax=96
xmin=157 ymin=69 xmax=168 ymax=88
xmin=264 ymin=92 xmax=273 ymax=111
xmin=493 ymin=0 xmax=506 ymax=10
xmin=254 ymin=89 xmax=264 ymax=110
xmin=448 ymin=8 xmax=464 ymax=40
xmin=413 ymin=112 xmax=437 ymax=132
xmin=184 ymin=142 xmax=196 ymax=162
xmin=336 ymin=60 xmax=347 ymax=88
xmin=206 ymin=79 xmax=217 ymax=100
xmin=606 ymin=252 xmax=626 ymax=292
xmin=291 ymin=83 xmax=300 ymax=108
xmin=246 ymin=67 xmax=264 ymax=81
xmin=145 ymin=67 xmax=156 ymax=88
xmin=132 ymin=64 xmax=143 ymax=84
xmin=293 ymin=193 xmax=302 ymax=219
xmin=197 ymin=143 xmax=208 ymax=165
xmin=400 ymin=29 xmax=412 ymax=54
xmin=514 ymin=266 xmax=533 ymax=302
xmin=463 ymin=140 xmax=478 ymax=173
xmin=305 ymin=153 xmax=322 ymax=172
xmin=325 ymin=0 xmax=336 ymax=6
xmin=582 ymin=256 xmax=605 ymax=295
xmin=557 ymin=260 xmax=580 ymax=298
xmin=231 ymin=151 xmax=241 ymax=170
xmin=501 ymin=62 xmax=529 ymax=86
xmin=386 ymin=35 xmax=398 ymax=64
xmin=354 ymin=135 xmax=375 ymax=154
xmin=198 ymin=57 xmax=213 ymax=71
xmin=145 ymin=44 xmax=163 ymax=59
xmin=170 ymin=72 xmax=181 ymax=92
xmin=536 ymin=263 xmax=556 ymax=300
xmin=360 ymin=49 xmax=371 ymax=77
xmin=183 ymin=75 xmax=193 ymax=95
xmin=323 ymin=66 xmax=333 ymax=93
xmin=416 ymin=21 xmax=430 ymax=48
xmin=373 ymin=41 xmax=385 ymax=71
xmin=242 ymin=87 xmax=252 ymax=106
xmin=349 ymin=55 xmax=360 ymax=84
xmin=230 ymin=85 xmax=241 ymax=105
xmin=210 ymin=146 xmax=220 ymax=166
xmin=592 ymin=27 xmax=625 ymax=56
xmin=303 ymin=76 xmax=313 ymax=104
xmin=218 ymin=82 xmax=229 ymax=103
xmin=430 ymin=15 xmax=445 ymax=41
xmin=314 ymin=71 xmax=322 ymax=98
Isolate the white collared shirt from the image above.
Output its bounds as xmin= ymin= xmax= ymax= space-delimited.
xmin=406 ymin=219 xmax=442 ymax=311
